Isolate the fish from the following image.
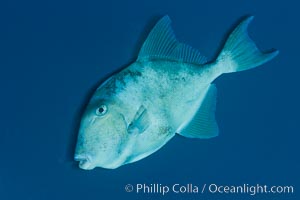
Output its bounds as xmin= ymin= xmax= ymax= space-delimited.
xmin=74 ymin=16 xmax=278 ymax=170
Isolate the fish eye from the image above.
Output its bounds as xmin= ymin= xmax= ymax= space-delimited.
xmin=96 ymin=105 xmax=107 ymax=116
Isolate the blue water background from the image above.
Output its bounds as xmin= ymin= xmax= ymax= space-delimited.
xmin=0 ymin=0 xmax=299 ymax=199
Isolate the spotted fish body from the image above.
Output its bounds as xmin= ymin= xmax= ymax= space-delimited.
xmin=74 ymin=16 xmax=278 ymax=170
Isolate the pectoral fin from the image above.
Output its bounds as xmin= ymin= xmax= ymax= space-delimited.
xmin=178 ymin=84 xmax=219 ymax=139
xmin=127 ymin=105 xmax=150 ymax=134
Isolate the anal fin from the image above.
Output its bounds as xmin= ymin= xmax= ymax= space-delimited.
xmin=178 ymin=84 xmax=219 ymax=139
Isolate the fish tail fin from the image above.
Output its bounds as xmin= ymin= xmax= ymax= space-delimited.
xmin=216 ymin=16 xmax=279 ymax=73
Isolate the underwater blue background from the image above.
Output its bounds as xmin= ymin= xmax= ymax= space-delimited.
xmin=0 ymin=0 xmax=299 ymax=199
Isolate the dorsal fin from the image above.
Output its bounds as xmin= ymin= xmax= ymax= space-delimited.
xmin=171 ymin=43 xmax=208 ymax=64
xmin=137 ymin=16 xmax=177 ymax=61
xmin=137 ymin=16 xmax=207 ymax=64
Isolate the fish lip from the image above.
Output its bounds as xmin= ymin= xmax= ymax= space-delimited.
xmin=74 ymin=154 xmax=95 ymax=170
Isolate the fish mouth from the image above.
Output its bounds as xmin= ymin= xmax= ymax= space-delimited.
xmin=74 ymin=154 xmax=95 ymax=170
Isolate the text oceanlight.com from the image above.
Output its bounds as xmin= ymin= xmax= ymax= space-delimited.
xmin=124 ymin=183 xmax=294 ymax=196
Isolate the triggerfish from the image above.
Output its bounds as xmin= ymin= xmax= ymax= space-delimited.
xmin=74 ymin=16 xmax=278 ymax=169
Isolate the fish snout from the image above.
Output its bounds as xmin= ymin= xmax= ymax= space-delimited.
xmin=74 ymin=154 xmax=95 ymax=170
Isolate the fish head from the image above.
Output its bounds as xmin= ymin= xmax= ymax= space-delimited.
xmin=74 ymin=87 xmax=129 ymax=170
